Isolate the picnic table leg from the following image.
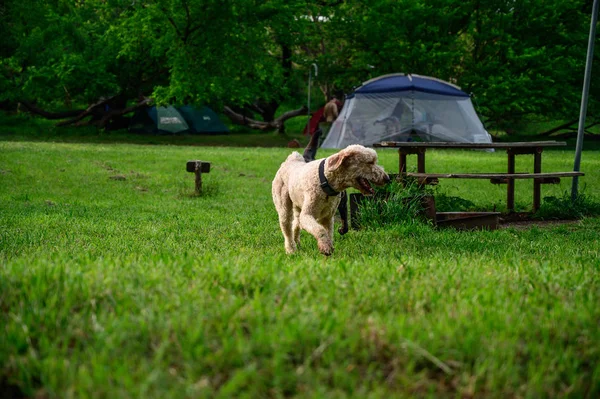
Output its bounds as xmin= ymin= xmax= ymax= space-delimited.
xmin=533 ymin=148 xmax=542 ymax=212
xmin=507 ymin=150 xmax=515 ymax=212
xmin=399 ymin=150 xmax=407 ymax=185
xmin=417 ymin=148 xmax=426 ymax=173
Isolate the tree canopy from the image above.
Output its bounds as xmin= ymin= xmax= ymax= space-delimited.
xmin=1 ymin=0 xmax=598 ymax=134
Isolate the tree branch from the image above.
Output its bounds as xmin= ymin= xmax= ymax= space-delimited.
xmin=182 ymin=0 xmax=191 ymax=42
xmin=537 ymin=119 xmax=579 ymax=137
xmin=56 ymin=96 xmax=117 ymax=127
xmin=160 ymin=5 xmax=183 ymax=41
xmin=93 ymin=98 xmax=152 ymax=128
xmin=274 ymin=106 xmax=308 ymax=124
xmin=223 ymin=105 xmax=307 ymax=133
xmin=19 ymin=101 xmax=85 ymax=119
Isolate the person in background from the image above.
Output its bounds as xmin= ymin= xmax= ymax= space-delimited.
xmin=323 ymin=96 xmax=340 ymax=123
xmin=302 ymin=95 xmax=349 ymax=236
xmin=319 ymin=95 xmax=343 ymax=145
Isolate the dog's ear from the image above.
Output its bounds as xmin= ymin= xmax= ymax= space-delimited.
xmin=327 ymin=153 xmax=344 ymax=171
xmin=328 ymin=150 xmax=352 ymax=171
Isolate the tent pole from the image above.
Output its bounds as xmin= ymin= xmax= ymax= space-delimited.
xmin=572 ymin=0 xmax=599 ymax=201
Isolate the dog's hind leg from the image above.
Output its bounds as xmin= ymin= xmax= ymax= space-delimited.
xmin=273 ymin=179 xmax=297 ymax=254
xmin=292 ymin=207 xmax=301 ymax=246
xmin=277 ymin=196 xmax=296 ymax=254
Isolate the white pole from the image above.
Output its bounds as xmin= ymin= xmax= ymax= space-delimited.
xmin=572 ymin=0 xmax=599 ymax=201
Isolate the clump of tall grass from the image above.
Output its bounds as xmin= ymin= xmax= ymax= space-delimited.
xmin=535 ymin=189 xmax=600 ymax=220
xmin=355 ymin=178 xmax=434 ymax=229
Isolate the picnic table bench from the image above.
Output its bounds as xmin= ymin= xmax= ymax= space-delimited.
xmin=373 ymin=141 xmax=584 ymax=212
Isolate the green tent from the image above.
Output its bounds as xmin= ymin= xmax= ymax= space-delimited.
xmin=177 ymin=105 xmax=229 ymax=134
xmin=129 ymin=106 xmax=189 ymax=134
xmin=129 ymin=105 xmax=229 ymax=135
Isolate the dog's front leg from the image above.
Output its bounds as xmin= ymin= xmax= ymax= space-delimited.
xmin=322 ymin=216 xmax=335 ymax=247
xmin=300 ymin=211 xmax=333 ymax=256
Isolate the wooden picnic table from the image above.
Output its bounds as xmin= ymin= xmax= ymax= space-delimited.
xmin=373 ymin=141 xmax=584 ymax=212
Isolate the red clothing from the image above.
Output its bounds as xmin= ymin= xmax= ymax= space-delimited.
xmin=303 ymin=99 xmax=343 ymax=136
xmin=304 ymin=107 xmax=324 ymax=135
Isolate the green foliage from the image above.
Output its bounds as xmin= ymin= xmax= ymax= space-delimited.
xmin=458 ymin=0 xmax=596 ymax=129
xmin=1 ymin=0 xmax=598 ymax=131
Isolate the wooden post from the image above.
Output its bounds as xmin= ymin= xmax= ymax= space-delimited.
xmin=507 ymin=150 xmax=515 ymax=212
xmin=186 ymin=161 xmax=211 ymax=194
xmin=417 ymin=148 xmax=426 ymax=173
xmin=194 ymin=163 xmax=203 ymax=194
xmin=533 ymin=148 xmax=543 ymax=212
xmin=399 ymin=149 xmax=407 ymax=185
xmin=399 ymin=150 xmax=407 ymax=175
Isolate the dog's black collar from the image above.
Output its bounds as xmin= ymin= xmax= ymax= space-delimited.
xmin=319 ymin=159 xmax=340 ymax=197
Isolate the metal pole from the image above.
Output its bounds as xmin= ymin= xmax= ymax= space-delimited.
xmin=572 ymin=0 xmax=599 ymax=201
xmin=307 ymin=63 xmax=318 ymax=119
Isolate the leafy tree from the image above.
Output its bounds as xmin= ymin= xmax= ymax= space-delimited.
xmin=1 ymin=0 xmax=597 ymax=135
xmin=459 ymin=0 xmax=598 ymax=132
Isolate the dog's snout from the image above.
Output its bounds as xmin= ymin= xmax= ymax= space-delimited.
xmin=385 ymin=174 xmax=392 ymax=183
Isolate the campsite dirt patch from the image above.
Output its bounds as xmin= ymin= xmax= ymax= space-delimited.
xmin=499 ymin=213 xmax=582 ymax=230
xmin=499 ymin=219 xmax=581 ymax=230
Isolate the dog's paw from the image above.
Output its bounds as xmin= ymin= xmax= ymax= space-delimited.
xmin=318 ymin=241 xmax=334 ymax=256
xmin=285 ymin=242 xmax=297 ymax=254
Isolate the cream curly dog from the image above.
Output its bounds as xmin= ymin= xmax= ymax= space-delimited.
xmin=272 ymin=145 xmax=390 ymax=255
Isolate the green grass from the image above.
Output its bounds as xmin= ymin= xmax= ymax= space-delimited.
xmin=1 ymin=129 xmax=600 ymax=397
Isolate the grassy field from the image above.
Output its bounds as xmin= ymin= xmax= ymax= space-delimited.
xmin=1 ymin=130 xmax=600 ymax=398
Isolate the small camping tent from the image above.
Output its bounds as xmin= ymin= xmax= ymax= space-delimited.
xmin=129 ymin=105 xmax=229 ymax=135
xmin=129 ymin=106 xmax=189 ymax=135
xmin=321 ymin=74 xmax=492 ymax=149
xmin=177 ymin=105 xmax=229 ymax=134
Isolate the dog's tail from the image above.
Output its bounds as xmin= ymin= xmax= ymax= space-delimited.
xmin=286 ymin=151 xmax=306 ymax=163
xmin=302 ymin=128 xmax=322 ymax=162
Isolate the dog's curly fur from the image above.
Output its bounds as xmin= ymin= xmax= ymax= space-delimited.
xmin=272 ymin=145 xmax=389 ymax=255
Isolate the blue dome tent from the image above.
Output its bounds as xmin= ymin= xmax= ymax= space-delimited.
xmin=321 ymin=74 xmax=492 ymax=149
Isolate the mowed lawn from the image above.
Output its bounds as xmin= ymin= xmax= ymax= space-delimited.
xmin=1 ymin=140 xmax=600 ymax=398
